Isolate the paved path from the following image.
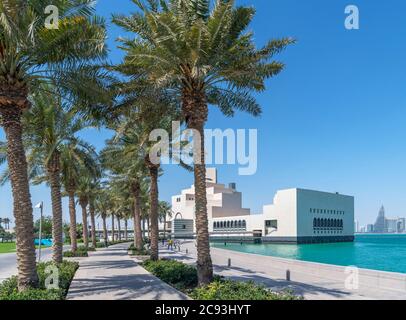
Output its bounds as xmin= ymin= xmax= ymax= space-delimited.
xmin=161 ymin=240 xmax=406 ymax=300
xmin=67 ymin=243 xmax=188 ymax=300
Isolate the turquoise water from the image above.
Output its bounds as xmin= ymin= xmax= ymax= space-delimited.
xmin=211 ymin=234 xmax=406 ymax=274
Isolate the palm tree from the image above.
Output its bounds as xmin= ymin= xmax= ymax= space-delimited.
xmin=94 ymin=188 xmax=110 ymax=247
xmin=76 ymin=174 xmax=98 ymax=249
xmin=0 ymin=0 xmax=107 ymax=290
xmin=1 ymin=90 xmax=95 ymax=261
xmin=88 ymin=183 xmax=100 ymax=249
xmin=60 ymin=143 xmax=98 ymax=253
xmin=159 ymin=201 xmax=173 ymax=241
xmin=3 ymin=218 xmax=10 ymax=230
xmin=103 ymin=114 xmax=172 ymax=261
xmin=113 ymin=0 xmax=294 ymax=285
xmin=21 ymin=88 xmax=92 ymax=263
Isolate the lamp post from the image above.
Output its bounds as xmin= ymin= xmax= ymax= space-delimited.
xmin=35 ymin=202 xmax=43 ymax=262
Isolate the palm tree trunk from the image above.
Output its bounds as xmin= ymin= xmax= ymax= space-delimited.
xmin=102 ymin=214 xmax=108 ymax=247
xmin=124 ymin=219 xmax=128 ymax=241
xmin=79 ymin=198 xmax=88 ymax=248
xmin=47 ymin=154 xmax=63 ymax=264
xmin=117 ymin=217 xmax=121 ymax=241
xmin=146 ymin=160 xmax=159 ymax=261
xmin=89 ymin=203 xmax=97 ymax=248
xmin=131 ymin=181 xmax=144 ymax=251
xmin=111 ymin=214 xmax=115 ymax=242
xmin=0 ymin=106 xmax=38 ymax=290
xmin=182 ymin=90 xmax=213 ymax=285
xmin=147 ymin=216 xmax=150 ymax=238
xmin=163 ymin=214 xmax=167 ymax=242
xmin=68 ymin=190 xmax=77 ymax=253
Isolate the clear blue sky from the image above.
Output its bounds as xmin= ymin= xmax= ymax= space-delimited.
xmin=1 ymin=0 xmax=406 ymax=228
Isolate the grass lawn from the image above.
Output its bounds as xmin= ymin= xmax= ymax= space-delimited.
xmin=0 ymin=242 xmax=51 ymax=254
xmin=0 ymin=243 xmax=17 ymax=254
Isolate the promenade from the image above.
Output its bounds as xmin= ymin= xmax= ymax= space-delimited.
xmin=67 ymin=243 xmax=188 ymax=300
xmin=161 ymin=240 xmax=406 ymax=300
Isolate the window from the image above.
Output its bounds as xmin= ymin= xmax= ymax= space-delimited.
xmin=265 ymin=220 xmax=278 ymax=229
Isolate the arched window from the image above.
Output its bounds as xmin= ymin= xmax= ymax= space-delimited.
xmin=242 ymin=220 xmax=246 ymax=228
xmin=226 ymin=221 xmax=230 ymax=228
xmin=327 ymin=218 xmax=331 ymax=228
xmin=313 ymin=218 xmax=316 ymax=228
xmin=238 ymin=220 xmax=242 ymax=228
xmin=220 ymin=221 xmax=223 ymax=228
xmin=213 ymin=222 xmax=216 ymax=229
xmin=231 ymin=221 xmax=234 ymax=228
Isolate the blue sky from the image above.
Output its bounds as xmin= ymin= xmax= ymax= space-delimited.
xmin=1 ymin=0 xmax=406 ymax=227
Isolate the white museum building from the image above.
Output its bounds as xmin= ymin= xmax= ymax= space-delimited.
xmin=170 ymin=168 xmax=355 ymax=243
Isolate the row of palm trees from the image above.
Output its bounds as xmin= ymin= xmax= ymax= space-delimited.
xmin=0 ymin=0 xmax=293 ymax=291
xmin=0 ymin=218 xmax=11 ymax=230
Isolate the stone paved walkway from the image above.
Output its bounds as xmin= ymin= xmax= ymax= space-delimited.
xmin=67 ymin=243 xmax=188 ymax=300
xmin=160 ymin=240 xmax=406 ymax=300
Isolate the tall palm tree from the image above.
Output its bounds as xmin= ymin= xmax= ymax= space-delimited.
xmin=89 ymin=201 xmax=97 ymax=247
xmin=21 ymin=88 xmax=91 ymax=263
xmin=103 ymin=113 xmax=172 ymax=261
xmin=76 ymin=173 xmax=99 ymax=249
xmin=94 ymin=187 xmax=110 ymax=247
xmin=113 ymin=0 xmax=294 ymax=285
xmin=159 ymin=201 xmax=173 ymax=241
xmin=0 ymin=0 xmax=107 ymax=290
xmin=60 ymin=143 xmax=98 ymax=253
xmin=3 ymin=218 xmax=10 ymax=230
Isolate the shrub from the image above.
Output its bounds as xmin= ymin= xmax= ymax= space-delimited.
xmin=191 ymin=279 xmax=300 ymax=300
xmin=0 ymin=260 xmax=79 ymax=300
xmin=142 ymin=259 xmax=198 ymax=290
xmin=63 ymin=246 xmax=89 ymax=257
xmin=96 ymin=242 xmax=108 ymax=248
xmin=128 ymin=243 xmax=150 ymax=256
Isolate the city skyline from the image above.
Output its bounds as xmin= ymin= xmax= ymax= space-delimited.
xmin=2 ymin=0 xmax=406 ymax=227
xmin=356 ymin=205 xmax=406 ymax=233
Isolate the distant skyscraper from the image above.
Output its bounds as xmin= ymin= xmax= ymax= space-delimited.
xmin=374 ymin=206 xmax=386 ymax=233
xmin=354 ymin=220 xmax=359 ymax=233
xmin=366 ymin=224 xmax=374 ymax=233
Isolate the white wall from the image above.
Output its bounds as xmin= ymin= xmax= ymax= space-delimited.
xmin=297 ymin=189 xmax=354 ymax=237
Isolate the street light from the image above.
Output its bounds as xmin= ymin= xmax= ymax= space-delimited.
xmin=34 ymin=202 xmax=43 ymax=262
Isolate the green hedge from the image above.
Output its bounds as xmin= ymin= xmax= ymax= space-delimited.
xmin=0 ymin=260 xmax=79 ymax=300
xmin=142 ymin=259 xmax=300 ymax=300
xmin=191 ymin=279 xmax=300 ymax=300
xmin=128 ymin=243 xmax=150 ymax=256
xmin=142 ymin=259 xmax=198 ymax=290
xmin=63 ymin=246 xmax=89 ymax=257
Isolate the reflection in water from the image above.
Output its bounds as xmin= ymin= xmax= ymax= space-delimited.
xmin=211 ymin=234 xmax=406 ymax=274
